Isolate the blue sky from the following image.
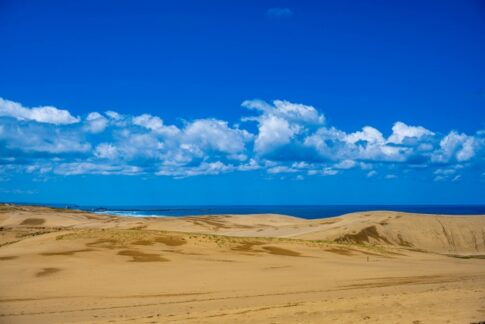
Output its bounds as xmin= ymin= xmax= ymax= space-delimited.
xmin=0 ymin=0 xmax=484 ymax=205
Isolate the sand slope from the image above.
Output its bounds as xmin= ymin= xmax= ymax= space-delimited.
xmin=0 ymin=205 xmax=484 ymax=323
xmin=2 ymin=205 xmax=484 ymax=254
xmin=292 ymin=211 xmax=485 ymax=254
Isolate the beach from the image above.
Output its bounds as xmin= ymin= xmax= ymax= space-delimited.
xmin=1 ymin=204 xmax=484 ymax=323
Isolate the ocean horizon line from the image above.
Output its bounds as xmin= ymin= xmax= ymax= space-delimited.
xmin=3 ymin=202 xmax=485 ymax=219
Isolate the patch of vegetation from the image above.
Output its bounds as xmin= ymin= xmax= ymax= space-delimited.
xmin=16 ymin=230 xmax=54 ymax=239
xmin=154 ymin=235 xmax=186 ymax=246
xmin=0 ymin=240 xmax=21 ymax=248
xmin=36 ymin=267 xmax=61 ymax=277
xmin=131 ymin=239 xmax=154 ymax=246
xmin=118 ymin=250 xmax=169 ymax=262
xmin=231 ymin=241 xmax=264 ymax=252
xmin=396 ymin=234 xmax=414 ymax=247
xmin=20 ymin=218 xmax=46 ymax=226
xmin=41 ymin=248 xmax=93 ymax=256
xmin=335 ymin=226 xmax=392 ymax=245
xmin=325 ymin=247 xmax=354 ymax=256
xmin=448 ymin=254 xmax=485 ymax=260
xmin=53 ymin=228 xmax=408 ymax=258
xmin=262 ymin=246 xmax=301 ymax=256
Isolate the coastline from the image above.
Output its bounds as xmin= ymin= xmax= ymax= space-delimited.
xmin=3 ymin=202 xmax=485 ymax=218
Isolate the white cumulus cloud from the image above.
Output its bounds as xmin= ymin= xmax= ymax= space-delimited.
xmin=84 ymin=112 xmax=108 ymax=133
xmin=242 ymin=99 xmax=324 ymax=155
xmin=388 ymin=121 xmax=434 ymax=144
xmin=0 ymin=97 xmax=80 ymax=125
xmin=432 ymin=131 xmax=476 ymax=163
xmin=0 ymin=96 xmax=483 ymax=179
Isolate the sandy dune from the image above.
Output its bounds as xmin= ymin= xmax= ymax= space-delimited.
xmin=0 ymin=204 xmax=484 ymax=323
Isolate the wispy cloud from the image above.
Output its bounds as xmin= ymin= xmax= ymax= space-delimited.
xmin=266 ymin=7 xmax=294 ymax=18
xmin=0 ymin=96 xmax=483 ymax=180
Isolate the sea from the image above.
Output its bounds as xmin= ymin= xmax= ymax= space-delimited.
xmin=42 ymin=204 xmax=485 ymax=219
